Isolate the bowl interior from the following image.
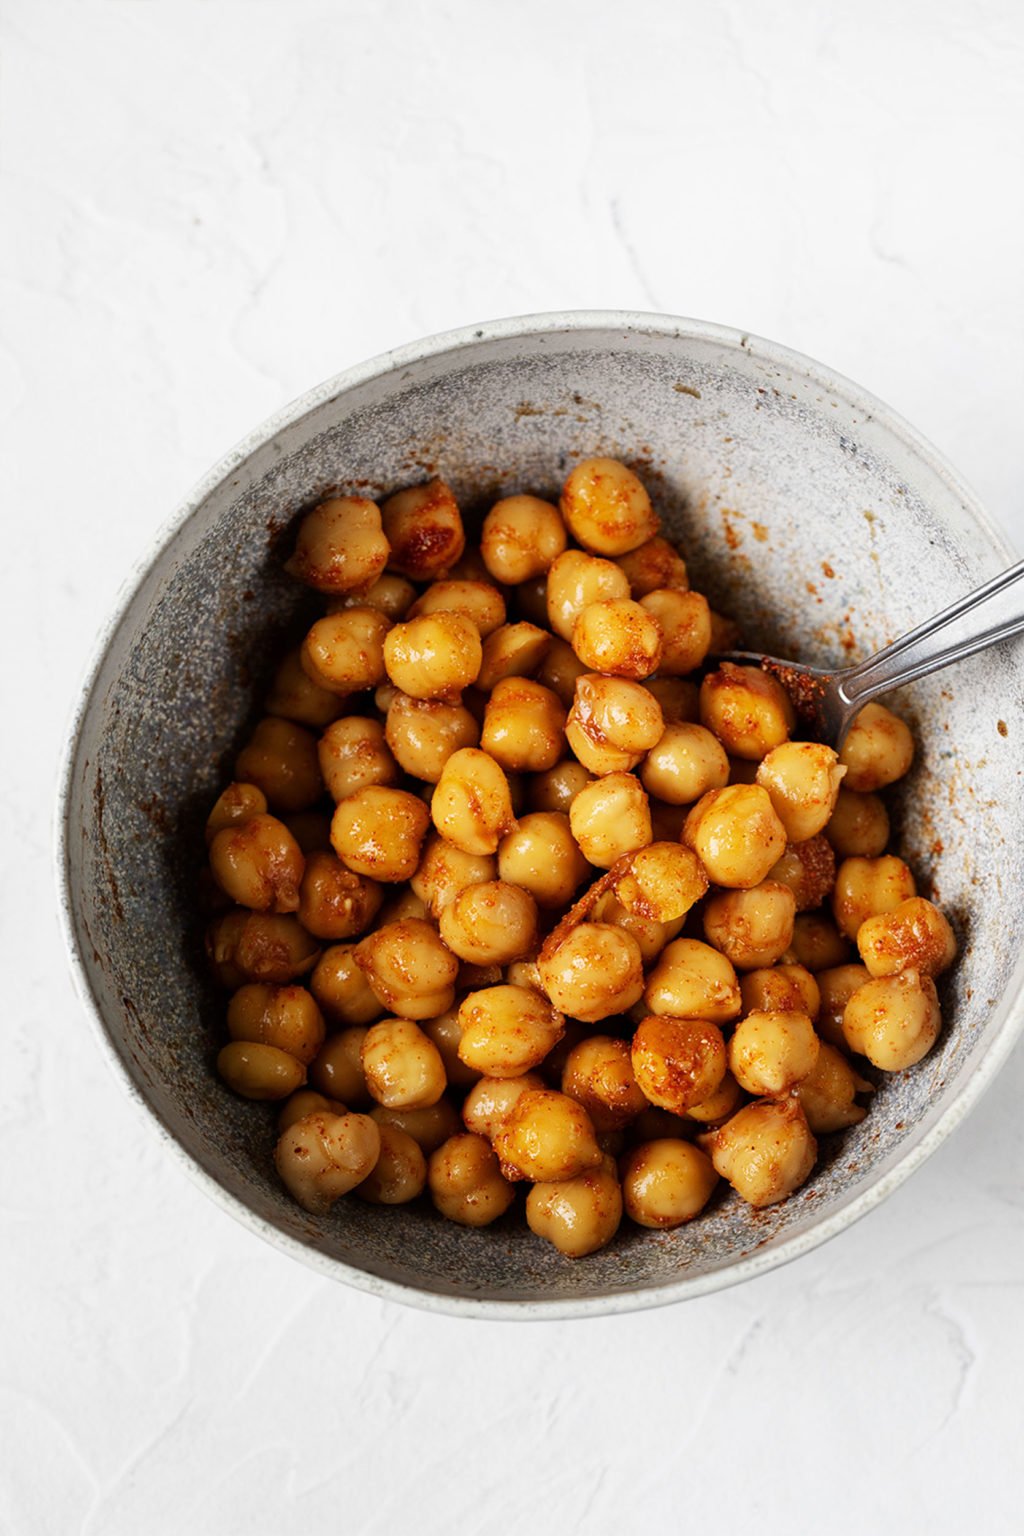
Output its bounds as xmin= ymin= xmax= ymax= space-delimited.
xmin=63 ymin=318 xmax=1024 ymax=1312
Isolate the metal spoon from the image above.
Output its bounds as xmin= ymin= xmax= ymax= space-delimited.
xmin=717 ymin=557 xmax=1024 ymax=747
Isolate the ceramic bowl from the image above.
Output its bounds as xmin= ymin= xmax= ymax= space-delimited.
xmin=58 ymin=312 xmax=1024 ymax=1318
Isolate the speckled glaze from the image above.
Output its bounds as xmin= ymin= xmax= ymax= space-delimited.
xmin=58 ymin=312 xmax=1024 ymax=1319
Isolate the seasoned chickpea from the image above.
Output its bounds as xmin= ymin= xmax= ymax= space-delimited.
xmin=274 ymin=1110 xmax=381 ymax=1213
xmin=741 ymin=964 xmax=820 ymax=1020
xmin=462 ymin=1072 xmax=547 ymax=1140
xmin=527 ymin=1156 xmax=623 ymax=1257
xmin=278 ymin=1089 xmax=348 ymax=1134
xmin=497 ymin=812 xmax=589 ymax=908
xmin=535 ymin=635 xmax=589 ymax=707
xmin=300 ymin=608 xmax=391 ymax=695
xmin=614 ymin=843 xmax=708 ymax=924
xmin=227 ymin=983 xmax=326 ymax=1065
xmin=207 ymin=910 xmax=320 ymax=987
xmin=546 ymin=549 xmax=631 ymax=641
xmin=478 ymin=622 xmax=552 ymax=691
xmin=377 ymin=886 xmax=430 ymax=925
xmin=330 ymin=786 xmax=430 ymax=882
xmin=447 ymin=546 xmax=493 ymax=583
xmin=318 ymin=717 xmax=399 ymax=802
xmin=383 ymin=612 xmax=482 ymax=700
xmin=506 ymin=958 xmax=543 ymax=992
xmin=825 ymin=787 xmax=891 ymax=858
xmin=385 ymin=693 xmax=479 ymax=783
xmin=310 ymin=946 xmax=382 ymax=1027
xmin=621 ymin=1139 xmax=718 ymax=1228
xmin=528 ymin=758 xmax=594 ymax=814
xmin=411 ymin=835 xmax=495 ymax=917
xmin=642 ymin=721 xmax=729 ymax=805
xmin=371 ymin=1099 xmax=461 ymax=1154
xmin=381 ymin=478 xmax=465 ymax=580
xmin=408 ymin=579 xmax=506 ymax=638
xmin=572 ymin=598 xmax=663 ymax=680
xmin=235 ymin=718 xmax=323 ymax=813
xmin=353 ymin=919 xmax=458 ymax=1020
xmin=569 ymin=772 xmax=652 ymax=868
xmin=209 ymin=814 xmax=305 ymax=913
xmin=285 ymin=496 xmax=389 ymax=594
xmin=788 ymin=913 xmax=853 ymax=971
xmin=265 ymin=648 xmax=344 ymax=729
xmin=457 ymin=985 xmax=564 ymax=1077
xmin=217 ymin=1040 xmax=306 ymax=1100
xmin=816 ymin=963 xmax=872 ymax=1048
xmin=727 ymin=1009 xmax=819 ymax=1096
xmin=494 ymin=1088 xmax=603 ymax=1182
xmin=842 ymin=968 xmax=941 ymax=1070
xmin=839 ymin=702 xmax=914 ymax=792
xmin=205 ymin=781 xmax=268 ymax=844
xmin=560 ymin=457 xmax=659 ymax=556
xmin=428 ymin=1133 xmax=515 ymax=1226
xmin=702 ymin=1098 xmax=817 ymax=1207
xmin=481 ymin=677 xmax=566 ymax=771
xmin=699 ymin=663 xmax=795 ymax=759
xmin=310 ymin=1026 xmax=371 ymax=1104
xmin=333 ymin=572 xmax=417 ymax=621
xmin=205 ymin=910 xmax=255 ymax=989
xmin=439 ymin=880 xmax=539 ymax=965
xmin=298 ymin=850 xmax=383 ymax=939
xmin=431 ymin=748 xmax=517 ymax=855
xmin=631 ymin=1016 xmax=727 ymax=1114
xmin=362 ymin=1018 xmax=447 ymax=1108
xmin=644 ymin=937 xmax=742 ymax=1022
xmin=769 ymin=835 xmax=836 ymax=912
xmin=796 ymin=1044 xmax=870 ymax=1133
xmin=589 ymin=890 xmax=683 ymax=966
xmin=355 ymin=1122 xmax=427 ymax=1204
xmin=561 ymin=1036 xmax=647 ymax=1131
xmin=756 ymin=742 xmax=846 ymax=842
xmin=566 ymin=673 xmax=665 ymax=775
xmin=639 ymin=589 xmax=711 ymax=675
xmin=615 ymin=535 xmax=689 ymax=597
xmin=683 ymin=784 xmax=788 ymax=889
xmin=684 ymin=1071 xmax=744 ymax=1125
xmin=708 ymin=609 xmax=743 ymax=652
xmin=857 ymin=896 xmax=957 ymax=979
xmin=481 ymin=494 xmax=567 ymax=584
xmin=539 ymin=923 xmax=645 ymax=1023
xmin=703 ymin=881 xmax=797 ymax=970
xmin=421 ymin=1008 xmax=479 ymax=1088
xmin=832 ymin=854 xmax=917 ymax=939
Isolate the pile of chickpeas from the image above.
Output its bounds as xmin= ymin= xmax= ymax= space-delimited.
xmin=202 ymin=458 xmax=957 ymax=1259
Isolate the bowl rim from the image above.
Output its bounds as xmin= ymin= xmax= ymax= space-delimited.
xmin=56 ymin=307 xmax=1024 ymax=1320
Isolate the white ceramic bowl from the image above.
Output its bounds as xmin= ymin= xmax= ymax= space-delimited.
xmin=58 ymin=312 xmax=1024 ymax=1318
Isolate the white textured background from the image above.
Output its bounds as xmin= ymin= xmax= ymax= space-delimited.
xmin=3 ymin=2 xmax=1024 ymax=1531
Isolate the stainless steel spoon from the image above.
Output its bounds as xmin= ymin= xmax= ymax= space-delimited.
xmin=717 ymin=557 xmax=1024 ymax=747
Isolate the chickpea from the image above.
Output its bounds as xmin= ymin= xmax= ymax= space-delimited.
xmin=527 ymin=1156 xmax=623 ymax=1258
xmin=410 ymin=835 xmax=494 ymax=918
xmin=639 ymin=589 xmax=711 ymax=675
xmin=207 ymin=910 xmax=320 ymax=987
xmin=374 ymin=680 xmax=400 ymax=714
xmin=330 ymin=785 xmax=429 ymax=882
xmin=462 ymin=1072 xmax=547 ymax=1139
xmin=839 ymin=701 xmax=914 ymax=792
xmin=644 ymin=937 xmax=742 ymax=1022
xmin=825 ymin=787 xmax=891 ymax=859
xmin=756 ymin=742 xmax=846 ymax=842
xmin=456 ymin=985 xmax=564 ymax=1078
xmin=535 ymin=635 xmax=589 ymax=707
xmin=371 ymin=1099 xmax=461 ymax=1154
xmin=832 ymin=855 xmax=917 ymax=940
xmin=727 ymin=1008 xmax=819 ymax=1097
xmin=353 ymin=919 xmax=458 ymax=1019
xmin=796 ymin=1044 xmax=870 ymax=1133
xmin=569 ymin=772 xmax=652 ymax=868
xmin=683 ymin=784 xmax=788 ymax=889
xmin=209 ymin=814 xmax=305 ymax=913
xmin=481 ymin=494 xmax=567 ymax=584
xmin=362 ymin=1018 xmax=447 ymax=1108
xmin=708 ymin=609 xmax=743 ymax=652
xmin=572 ymin=598 xmax=664 ymax=680
xmin=699 ymin=664 xmax=795 ymax=759
xmin=310 ymin=946 xmax=383 ymax=1028
xmin=528 ymin=758 xmax=595 ymax=814
xmin=494 ymin=1088 xmax=603 ymax=1182
xmin=641 ymin=721 xmax=729 ymax=805
xmin=684 ymin=1071 xmax=744 ymax=1125
xmin=566 ymin=673 xmax=664 ymax=775
xmin=332 ymin=572 xmax=417 ymax=621
xmin=235 ymin=718 xmax=323 ymax=813
xmin=318 ymin=717 xmax=399 ymax=802
xmin=447 ymin=545 xmax=493 ymax=583
xmin=439 ymin=880 xmax=539 ymax=965
xmin=560 ymin=457 xmax=659 ymax=556
xmin=383 ymin=612 xmax=482 ymax=701
xmin=226 ymin=982 xmax=326 ymax=1065
xmin=703 ymin=881 xmax=797 ymax=970
xmin=431 ymin=748 xmax=517 ymax=855
xmin=300 ymin=608 xmax=391 ymax=695
xmin=741 ymin=964 xmax=821 ymax=1020
xmin=538 ymin=923 xmax=645 ymax=1023
xmin=788 ymin=913 xmax=853 ymax=971
xmin=702 ymin=1098 xmax=817 ymax=1207
xmin=407 ymin=578 xmax=506 ymax=638
xmin=857 ymin=896 xmax=957 ymax=979
xmin=380 ymin=478 xmax=465 ymax=580
xmin=310 ymin=1026 xmax=371 ymax=1104
xmin=481 ymin=677 xmax=566 ymax=771
xmin=355 ymin=1122 xmax=427 ymax=1205
xmin=615 ymin=535 xmax=689 ymax=597
xmin=622 ymin=1140 xmax=718 ymax=1228
xmin=385 ymin=693 xmax=479 ymax=784
xmin=816 ymin=963 xmax=872 ymax=1048
xmin=631 ymin=1016 xmax=727 ymax=1114
xmin=611 ymin=844 xmax=706 ymax=927
xmin=278 ymin=1089 xmax=348 ymax=1134
xmin=842 ymin=969 xmax=941 ymax=1070
xmin=561 ymin=1035 xmax=647 ymax=1132
xmin=421 ymin=1008 xmax=479 ymax=1088
xmin=428 ymin=1133 xmax=515 ymax=1226
xmin=205 ymin=781 xmax=268 ymax=844
xmin=298 ymin=850 xmax=383 ymax=940
xmin=274 ymin=1110 xmax=381 ymax=1214
xmin=285 ymin=496 xmax=389 ymax=595
xmin=478 ymin=622 xmax=552 ymax=691
xmin=514 ymin=574 xmax=552 ymax=628
xmin=769 ymin=835 xmax=836 ymax=912
xmin=265 ymin=648 xmax=344 ymax=729
xmin=282 ymin=811 xmax=333 ymax=854
xmin=217 ymin=1041 xmax=306 ymax=1100
xmin=645 ymin=677 xmax=700 ymax=723
xmin=506 ymin=958 xmax=543 ymax=992
xmin=204 ymin=910 xmax=252 ymax=989
xmin=497 ymin=812 xmax=589 ymax=908
xmin=546 ymin=549 xmax=631 ymax=642
xmin=589 ymin=890 xmax=683 ymax=966
xmin=376 ymin=886 xmax=430 ymax=926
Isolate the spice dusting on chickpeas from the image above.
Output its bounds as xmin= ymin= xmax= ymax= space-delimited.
xmin=200 ymin=455 xmax=951 ymax=1259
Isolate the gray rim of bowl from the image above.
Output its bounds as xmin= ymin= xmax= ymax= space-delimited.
xmin=55 ymin=309 xmax=1024 ymax=1321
